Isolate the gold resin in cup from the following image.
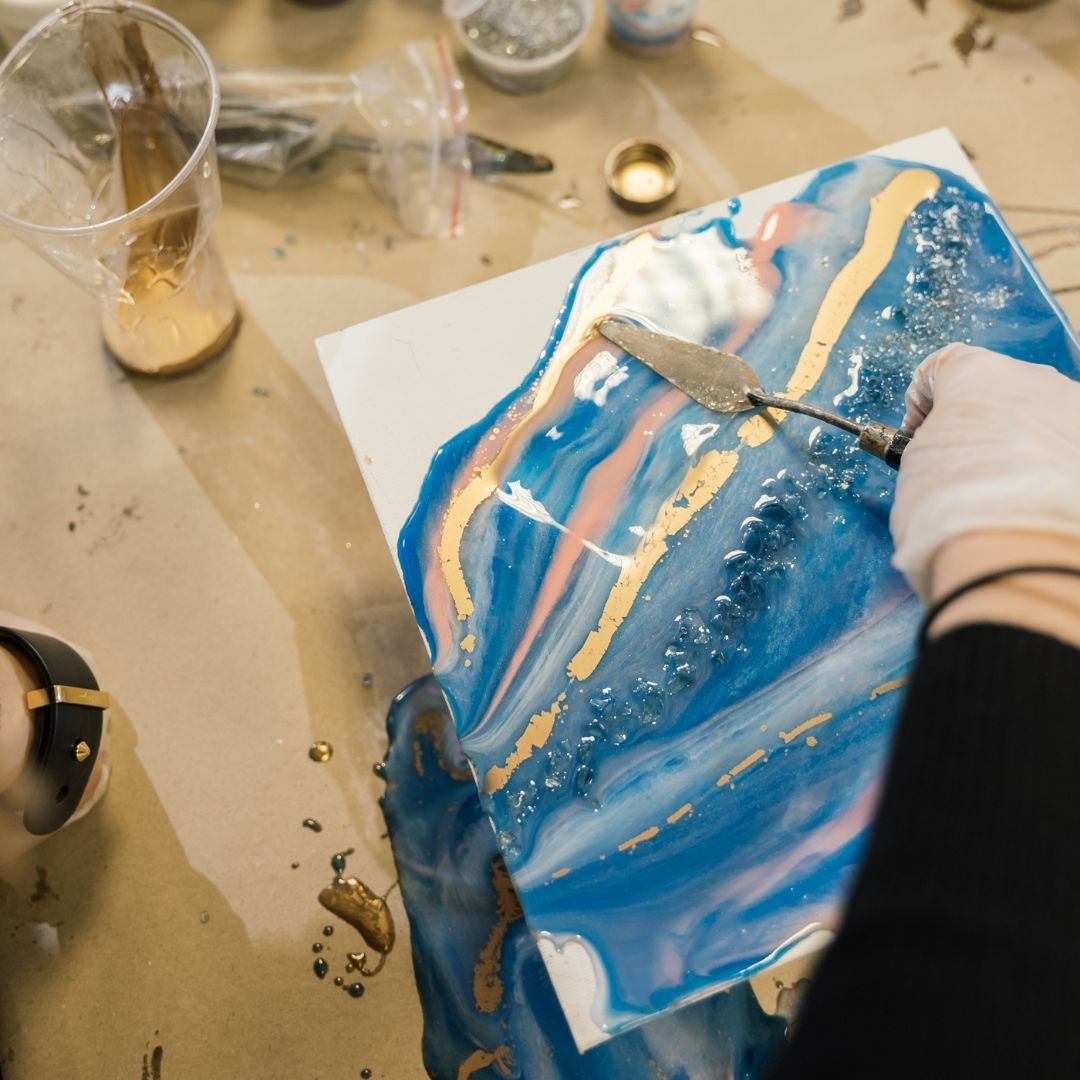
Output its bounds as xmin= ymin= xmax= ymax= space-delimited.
xmin=0 ymin=2 xmax=238 ymax=375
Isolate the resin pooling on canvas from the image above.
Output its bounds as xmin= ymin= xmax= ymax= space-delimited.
xmin=394 ymin=153 xmax=1080 ymax=1046
xmin=318 ymin=133 xmax=1080 ymax=1049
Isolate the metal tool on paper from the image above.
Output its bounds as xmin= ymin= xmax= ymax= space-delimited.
xmin=214 ymin=106 xmax=554 ymax=182
xmin=598 ymin=318 xmax=912 ymax=469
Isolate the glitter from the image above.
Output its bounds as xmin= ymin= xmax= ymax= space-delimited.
xmin=462 ymin=0 xmax=584 ymax=60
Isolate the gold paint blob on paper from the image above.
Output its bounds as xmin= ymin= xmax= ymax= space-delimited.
xmin=472 ymin=859 xmax=524 ymax=1013
xmin=552 ymin=867 xmax=572 ymax=880
xmin=308 ymin=740 xmax=333 ymax=763
xmin=318 ymin=877 xmax=396 ymax=977
xmin=666 ymin=803 xmax=693 ymax=825
xmin=460 ymin=633 xmax=477 ymax=653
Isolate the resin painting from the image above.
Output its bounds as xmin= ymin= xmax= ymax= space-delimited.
xmin=320 ymin=131 xmax=1080 ymax=1049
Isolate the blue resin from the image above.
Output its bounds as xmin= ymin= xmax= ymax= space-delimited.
xmin=397 ymin=156 xmax=1080 ymax=1038
xmin=383 ymin=676 xmax=797 ymax=1079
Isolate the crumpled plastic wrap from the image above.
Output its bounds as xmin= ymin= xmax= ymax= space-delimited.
xmin=215 ymin=37 xmax=470 ymax=238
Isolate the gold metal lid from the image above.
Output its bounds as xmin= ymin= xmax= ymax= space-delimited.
xmin=604 ymin=138 xmax=681 ymax=213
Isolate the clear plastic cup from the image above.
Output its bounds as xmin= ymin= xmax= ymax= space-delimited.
xmin=0 ymin=1 xmax=239 ymax=375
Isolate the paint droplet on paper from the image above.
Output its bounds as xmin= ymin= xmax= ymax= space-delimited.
xmin=361 ymin=672 xmax=374 ymax=688
xmin=312 ymin=942 xmax=323 ymax=953
xmin=323 ymin=925 xmax=335 ymax=937
xmin=303 ymin=818 xmax=323 ymax=832
xmin=199 ymin=911 xmax=210 ymax=924
xmin=334 ymin=976 xmax=344 ymax=987
xmin=314 ymin=957 xmax=328 ymax=978
xmin=309 ymin=741 xmax=333 ymax=763
xmin=347 ymin=982 xmax=365 ymax=998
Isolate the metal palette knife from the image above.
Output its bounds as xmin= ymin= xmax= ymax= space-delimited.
xmin=598 ymin=318 xmax=911 ymax=469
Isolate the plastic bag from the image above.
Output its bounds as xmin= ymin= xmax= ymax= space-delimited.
xmin=215 ymin=38 xmax=469 ymax=238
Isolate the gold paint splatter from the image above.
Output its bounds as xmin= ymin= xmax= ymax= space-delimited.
xmin=739 ymin=168 xmax=941 ymax=450
xmin=870 ymin=676 xmax=908 ymax=700
xmin=806 ymin=736 xmax=818 ymax=747
xmin=483 ymin=694 xmax=566 ymax=794
xmin=567 ymin=450 xmax=739 ymax=681
xmin=308 ymin=740 xmax=333 ymax=762
xmin=460 ymin=634 xmax=477 ymax=653
xmin=778 ymin=712 xmax=832 ymax=744
xmin=318 ymin=877 xmax=395 ymax=976
xmin=716 ymin=772 xmax=731 ymax=787
xmin=618 ymin=825 xmax=660 ymax=852
xmin=552 ymin=866 xmax=571 ymax=880
xmin=731 ymin=748 xmax=765 ymax=776
xmin=473 ymin=860 xmax=524 ymax=1013
xmin=457 ymin=1046 xmax=514 ymax=1080
xmin=666 ymin=803 xmax=693 ymax=824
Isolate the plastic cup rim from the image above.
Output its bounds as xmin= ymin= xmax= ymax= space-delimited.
xmin=0 ymin=0 xmax=221 ymax=239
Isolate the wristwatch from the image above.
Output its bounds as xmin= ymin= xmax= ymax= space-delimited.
xmin=0 ymin=627 xmax=109 ymax=835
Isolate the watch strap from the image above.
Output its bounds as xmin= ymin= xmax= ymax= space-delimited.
xmin=0 ymin=627 xmax=108 ymax=835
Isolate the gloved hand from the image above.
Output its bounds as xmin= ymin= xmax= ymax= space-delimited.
xmin=891 ymin=343 xmax=1080 ymax=601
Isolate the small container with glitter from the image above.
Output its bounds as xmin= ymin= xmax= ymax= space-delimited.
xmin=448 ymin=0 xmax=592 ymax=94
xmin=605 ymin=0 xmax=698 ymax=55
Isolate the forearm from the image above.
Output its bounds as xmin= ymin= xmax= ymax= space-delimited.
xmin=927 ymin=530 xmax=1080 ymax=650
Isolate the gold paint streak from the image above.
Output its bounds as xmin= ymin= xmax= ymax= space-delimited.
xmin=778 ymin=712 xmax=832 ymax=744
xmin=666 ymin=803 xmax=693 ymax=824
xmin=618 ymin=825 xmax=660 ymax=852
xmin=870 ymin=676 xmax=908 ymax=700
xmin=567 ymin=450 xmax=739 ymax=681
xmin=739 ymin=168 xmax=941 ymax=449
xmin=472 ymin=860 xmax=523 ymax=1013
xmin=716 ymin=773 xmax=731 ymax=787
xmin=552 ymin=866 xmax=571 ymax=879
xmin=439 ymin=233 xmax=656 ymax=621
xmin=460 ymin=633 xmax=477 ymax=653
xmin=482 ymin=694 xmax=566 ymax=794
xmin=806 ymin=736 xmax=818 ymax=747
xmin=457 ymin=1047 xmax=515 ymax=1080
xmin=413 ymin=709 xmax=472 ymax=781
xmin=731 ymin=748 xmax=766 ymax=776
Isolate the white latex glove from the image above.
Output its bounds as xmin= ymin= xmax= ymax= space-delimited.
xmin=891 ymin=343 xmax=1080 ymax=601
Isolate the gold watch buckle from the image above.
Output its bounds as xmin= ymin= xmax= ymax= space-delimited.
xmin=26 ymin=685 xmax=110 ymax=711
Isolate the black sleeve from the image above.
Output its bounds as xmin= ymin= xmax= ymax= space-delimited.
xmin=769 ymin=623 xmax=1080 ymax=1079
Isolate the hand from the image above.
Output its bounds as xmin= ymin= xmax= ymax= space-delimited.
xmin=891 ymin=343 xmax=1080 ymax=598
xmin=0 ymin=630 xmax=110 ymax=865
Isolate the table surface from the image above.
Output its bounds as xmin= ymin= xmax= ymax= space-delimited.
xmin=1 ymin=1 xmax=1079 ymax=1076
